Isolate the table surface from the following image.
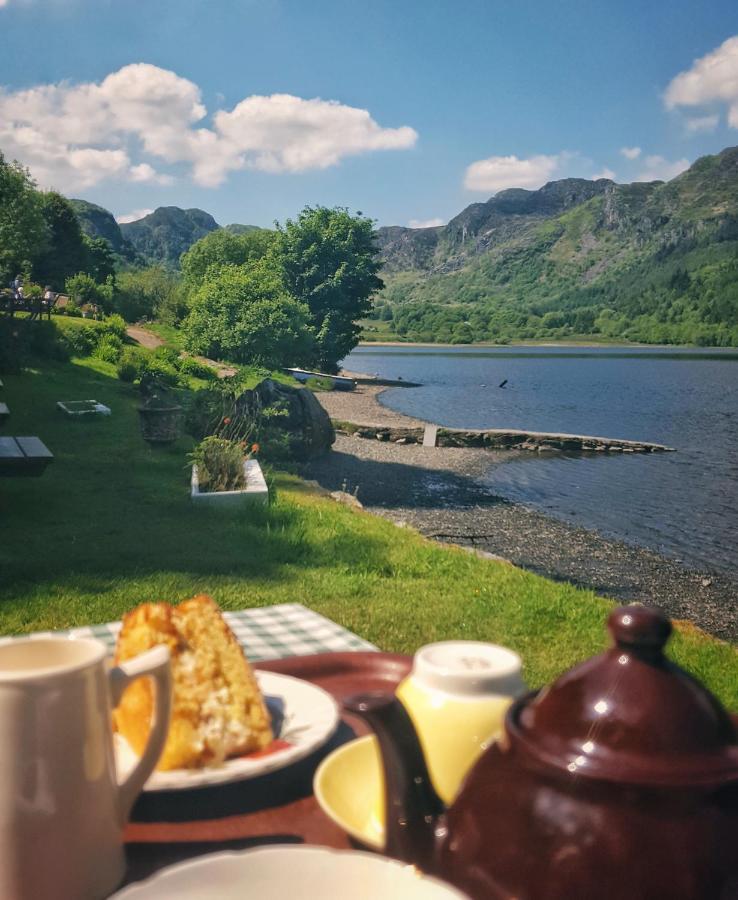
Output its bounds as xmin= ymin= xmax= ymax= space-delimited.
xmin=0 ymin=603 xmax=377 ymax=658
xmin=1 ymin=605 xmax=393 ymax=894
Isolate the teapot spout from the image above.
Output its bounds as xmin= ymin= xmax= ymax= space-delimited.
xmin=345 ymin=692 xmax=445 ymax=870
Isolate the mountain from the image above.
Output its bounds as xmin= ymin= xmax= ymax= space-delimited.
xmin=118 ymin=207 xmax=221 ymax=267
xmin=69 ymin=199 xmax=134 ymax=257
xmin=374 ymin=147 xmax=738 ymax=346
xmin=223 ymin=223 xmax=260 ymax=235
xmin=71 ymin=202 xmax=261 ymax=268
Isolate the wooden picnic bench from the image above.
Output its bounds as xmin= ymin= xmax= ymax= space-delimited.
xmin=0 ymin=436 xmax=53 ymax=476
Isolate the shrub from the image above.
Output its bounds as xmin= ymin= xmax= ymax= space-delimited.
xmin=102 ymin=314 xmax=127 ymax=339
xmin=177 ymin=355 xmax=217 ymax=380
xmin=116 ymin=347 xmax=147 ymax=382
xmin=152 ymin=345 xmax=181 ymax=368
xmin=142 ymin=355 xmax=182 ymax=388
xmin=188 ymin=436 xmax=246 ymax=493
xmin=57 ymin=323 xmax=100 ymax=357
xmin=93 ymin=333 xmax=123 ymax=363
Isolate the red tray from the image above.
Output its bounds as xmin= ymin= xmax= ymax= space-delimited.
xmin=122 ymin=651 xmax=411 ymax=886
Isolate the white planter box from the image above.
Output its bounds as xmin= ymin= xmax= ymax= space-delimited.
xmin=191 ymin=459 xmax=268 ymax=506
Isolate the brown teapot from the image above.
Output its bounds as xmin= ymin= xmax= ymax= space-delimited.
xmin=346 ymin=606 xmax=738 ymax=899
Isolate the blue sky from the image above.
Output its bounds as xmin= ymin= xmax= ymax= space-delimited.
xmin=2 ymin=0 xmax=738 ymax=228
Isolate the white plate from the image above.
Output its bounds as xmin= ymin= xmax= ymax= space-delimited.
xmin=114 ymin=671 xmax=339 ymax=791
xmin=111 ymin=845 xmax=469 ymax=899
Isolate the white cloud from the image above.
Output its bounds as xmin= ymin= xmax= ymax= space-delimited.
xmin=665 ymin=35 xmax=738 ymax=127
xmin=116 ymin=208 xmax=154 ymax=224
xmin=685 ymin=114 xmax=719 ymax=134
xmin=592 ymin=167 xmax=616 ymax=181
xmin=635 ymin=155 xmax=690 ymax=182
xmin=408 ymin=217 xmax=444 ymax=228
xmin=0 ymin=63 xmax=417 ymax=192
xmin=129 ymin=163 xmax=173 ymax=185
xmin=620 ymin=146 xmax=641 ymax=160
xmin=464 ymin=153 xmax=562 ymax=193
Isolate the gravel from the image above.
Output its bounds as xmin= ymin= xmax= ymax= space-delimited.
xmin=304 ymin=422 xmax=738 ymax=642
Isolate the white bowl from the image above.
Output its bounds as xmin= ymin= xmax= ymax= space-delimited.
xmin=112 ymin=845 xmax=469 ymax=899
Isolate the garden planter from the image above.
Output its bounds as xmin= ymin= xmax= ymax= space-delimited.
xmin=137 ymin=404 xmax=182 ymax=443
xmin=191 ymin=458 xmax=268 ymax=506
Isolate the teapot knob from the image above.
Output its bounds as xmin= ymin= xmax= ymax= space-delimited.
xmin=608 ymin=605 xmax=671 ymax=656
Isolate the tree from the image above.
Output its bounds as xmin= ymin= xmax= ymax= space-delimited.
xmin=82 ymin=235 xmax=116 ymax=283
xmin=115 ymin=267 xmax=186 ymax=323
xmin=65 ymin=272 xmax=113 ymax=313
xmin=180 ymin=228 xmax=276 ymax=288
xmin=273 ymin=206 xmax=384 ymax=372
xmin=183 ymin=260 xmax=315 ymax=368
xmin=0 ymin=153 xmax=47 ymax=286
xmin=33 ymin=192 xmax=88 ymax=289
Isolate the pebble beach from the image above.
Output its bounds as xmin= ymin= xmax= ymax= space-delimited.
xmin=308 ymin=385 xmax=738 ymax=643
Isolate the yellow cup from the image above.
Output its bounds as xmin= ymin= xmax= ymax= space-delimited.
xmin=396 ymin=641 xmax=526 ymax=804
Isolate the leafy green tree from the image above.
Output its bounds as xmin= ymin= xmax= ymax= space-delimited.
xmin=183 ymin=260 xmax=315 ymax=367
xmin=65 ymin=272 xmax=113 ymax=314
xmin=115 ymin=267 xmax=186 ymax=323
xmin=0 ymin=153 xmax=47 ymax=286
xmin=180 ymin=228 xmax=276 ymax=287
xmin=274 ymin=206 xmax=384 ymax=372
xmin=82 ymin=235 xmax=116 ymax=283
xmin=34 ymin=192 xmax=87 ymax=288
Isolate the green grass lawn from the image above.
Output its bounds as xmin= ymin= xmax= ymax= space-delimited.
xmin=0 ymin=355 xmax=735 ymax=706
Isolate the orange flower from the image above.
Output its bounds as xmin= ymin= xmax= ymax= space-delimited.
xmin=251 ymin=443 xmax=260 ymax=454
xmin=223 ymin=417 xmax=232 ymax=425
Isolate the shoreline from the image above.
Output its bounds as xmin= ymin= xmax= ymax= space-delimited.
xmin=356 ymin=339 xmax=738 ymax=351
xmin=312 ymin=387 xmax=737 ymax=643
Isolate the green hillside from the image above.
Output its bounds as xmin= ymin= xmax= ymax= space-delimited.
xmin=373 ymin=147 xmax=738 ymax=346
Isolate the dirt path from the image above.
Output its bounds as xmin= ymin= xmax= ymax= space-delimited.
xmin=125 ymin=326 xmax=237 ymax=379
xmin=126 ymin=326 xmax=164 ymax=350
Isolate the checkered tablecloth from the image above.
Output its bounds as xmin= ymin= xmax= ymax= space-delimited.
xmin=0 ymin=604 xmax=377 ymax=660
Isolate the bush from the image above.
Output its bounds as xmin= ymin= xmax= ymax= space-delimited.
xmin=102 ymin=314 xmax=127 ymax=339
xmin=177 ymin=355 xmax=217 ymax=380
xmin=93 ymin=333 xmax=123 ymax=363
xmin=116 ymin=347 xmax=147 ymax=382
xmin=152 ymin=345 xmax=181 ymax=368
xmin=142 ymin=356 xmax=182 ymax=388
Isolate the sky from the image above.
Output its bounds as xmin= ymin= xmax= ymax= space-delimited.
xmin=1 ymin=0 xmax=738 ymax=229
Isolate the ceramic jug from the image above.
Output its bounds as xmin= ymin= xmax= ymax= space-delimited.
xmin=0 ymin=637 xmax=171 ymax=900
xmin=347 ymin=606 xmax=738 ymax=900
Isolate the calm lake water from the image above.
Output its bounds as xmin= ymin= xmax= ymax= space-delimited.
xmin=343 ymin=345 xmax=738 ymax=576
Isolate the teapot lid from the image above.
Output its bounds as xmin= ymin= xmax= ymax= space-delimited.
xmin=507 ymin=605 xmax=738 ymax=787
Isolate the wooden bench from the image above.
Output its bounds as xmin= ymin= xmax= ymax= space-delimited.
xmin=0 ymin=436 xmax=54 ymax=477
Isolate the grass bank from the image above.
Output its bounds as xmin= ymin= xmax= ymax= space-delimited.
xmin=0 ymin=355 xmax=735 ymax=705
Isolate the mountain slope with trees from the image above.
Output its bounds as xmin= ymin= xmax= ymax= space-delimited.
xmin=373 ymin=147 xmax=738 ymax=346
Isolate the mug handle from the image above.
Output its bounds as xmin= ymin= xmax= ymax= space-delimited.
xmin=108 ymin=645 xmax=172 ymax=823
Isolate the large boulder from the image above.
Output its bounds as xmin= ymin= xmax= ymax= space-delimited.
xmin=236 ymin=378 xmax=335 ymax=460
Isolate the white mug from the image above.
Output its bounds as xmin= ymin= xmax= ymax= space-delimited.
xmin=0 ymin=637 xmax=171 ymax=900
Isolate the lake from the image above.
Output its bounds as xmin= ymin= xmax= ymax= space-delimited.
xmin=342 ymin=345 xmax=738 ymax=576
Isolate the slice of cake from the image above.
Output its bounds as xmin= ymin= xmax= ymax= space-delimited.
xmin=113 ymin=595 xmax=273 ymax=770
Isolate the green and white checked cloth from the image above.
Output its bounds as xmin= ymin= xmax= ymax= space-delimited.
xmin=0 ymin=603 xmax=377 ymax=661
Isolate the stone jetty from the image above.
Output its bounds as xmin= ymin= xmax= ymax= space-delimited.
xmin=334 ymin=422 xmax=674 ymax=453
